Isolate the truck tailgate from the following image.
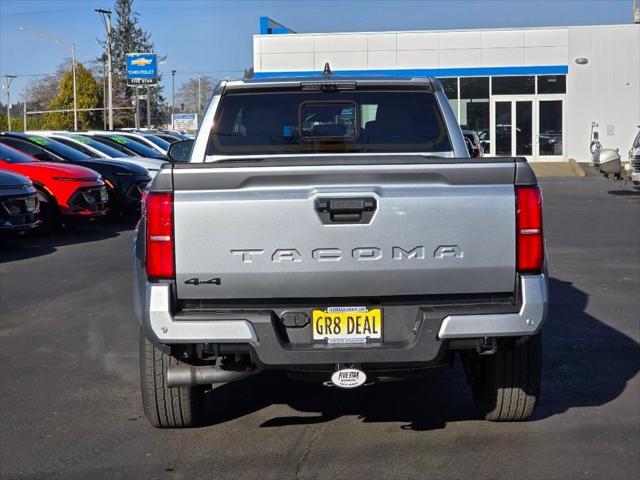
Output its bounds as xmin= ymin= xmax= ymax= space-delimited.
xmin=172 ymin=160 xmax=517 ymax=299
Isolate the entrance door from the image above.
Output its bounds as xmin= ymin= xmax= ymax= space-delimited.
xmin=490 ymin=97 xmax=534 ymax=160
xmin=491 ymin=95 xmax=565 ymax=161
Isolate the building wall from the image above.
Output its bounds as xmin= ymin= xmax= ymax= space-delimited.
xmin=253 ymin=24 xmax=640 ymax=162
xmin=566 ymin=25 xmax=640 ymax=163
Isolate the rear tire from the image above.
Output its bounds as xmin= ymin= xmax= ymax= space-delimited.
xmin=465 ymin=334 xmax=542 ymax=422
xmin=140 ymin=333 xmax=205 ymax=428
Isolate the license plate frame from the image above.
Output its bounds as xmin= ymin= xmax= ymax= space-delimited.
xmin=312 ymin=306 xmax=382 ymax=344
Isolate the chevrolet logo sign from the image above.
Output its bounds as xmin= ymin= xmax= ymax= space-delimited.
xmin=131 ymin=57 xmax=153 ymax=67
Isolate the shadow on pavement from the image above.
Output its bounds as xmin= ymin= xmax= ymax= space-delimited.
xmin=0 ymin=218 xmax=137 ymax=263
xmin=199 ymin=278 xmax=639 ymax=430
xmin=607 ymin=188 xmax=640 ymax=196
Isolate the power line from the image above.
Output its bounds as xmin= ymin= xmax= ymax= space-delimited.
xmin=0 ymin=9 xmax=77 ymax=16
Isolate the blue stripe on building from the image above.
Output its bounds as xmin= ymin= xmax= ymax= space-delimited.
xmin=253 ymin=65 xmax=569 ymax=79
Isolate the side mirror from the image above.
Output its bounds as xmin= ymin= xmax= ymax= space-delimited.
xmin=167 ymin=139 xmax=194 ymax=162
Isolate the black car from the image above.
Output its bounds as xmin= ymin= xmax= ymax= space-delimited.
xmin=0 ymin=133 xmax=150 ymax=214
xmin=0 ymin=169 xmax=39 ymax=235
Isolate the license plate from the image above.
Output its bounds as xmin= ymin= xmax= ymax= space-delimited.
xmin=312 ymin=307 xmax=382 ymax=344
xmin=25 ymin=197 xmax=36 ymax=212
xmin=99 ymin=189 xmax=108 ymax=202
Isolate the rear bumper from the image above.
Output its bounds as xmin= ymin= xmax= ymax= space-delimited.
xmin=136 ymin=274 xmax=548 ymax=366
xmin=438 ymin=275 xmax=547 ymax=339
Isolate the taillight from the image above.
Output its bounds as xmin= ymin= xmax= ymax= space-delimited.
xmin=516 ymin=186 xmax=544 ymax=274
xmin=145 ymin=192 xmax=174 ymax=279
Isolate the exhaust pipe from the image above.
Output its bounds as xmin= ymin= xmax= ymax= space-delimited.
xmin=167 ymin=365 xmax=255 ymax=387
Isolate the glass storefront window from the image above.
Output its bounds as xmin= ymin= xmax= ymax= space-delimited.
xmin=516 ymin=101 xmax=532 ymax=156
xmin=492 ymin=76 xmax=535 ymax=95
xmin=438 ymin=77 xmax=459 ymax=120
xmin=460 ymin=77 xmax=489 ymax=149
xmin=537 ymin=75 xmax=566 ymax=94
xmin=539 ymin=100 xmax=563 ymax=156
xmin=495 ymin=101 xmax=512 ymax=156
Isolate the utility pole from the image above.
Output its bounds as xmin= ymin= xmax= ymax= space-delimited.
xmin=102 ymin=57 xmax=107 ymax=129
xmin=71 ymin=42 xmax=78 ymax=130
xmin=2 ymin=75 xmax=16 ymax=131
xmin=96 ymin=8 xmax=113 ymax=130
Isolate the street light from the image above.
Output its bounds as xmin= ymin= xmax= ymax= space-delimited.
xmin=2 ymin=75 xmax=17 ymax=130
xmin=18 ymin=27 xmax=78 ymax=131
xmin=95 ymin=8 xmax=113 ymax=130
xmin=172 ymin=70 xmax=176 ymax=114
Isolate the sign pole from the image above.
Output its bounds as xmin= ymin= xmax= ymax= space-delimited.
xmin=134 ymin=87 xmax=140 ymax=129
xmin=146 ymin=85 xmax=151 ymax=128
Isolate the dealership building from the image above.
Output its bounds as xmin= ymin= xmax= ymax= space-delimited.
xmin=252 ymin=19 xmax=640 ymax=163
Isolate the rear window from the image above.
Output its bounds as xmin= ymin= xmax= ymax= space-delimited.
xmin=206 ymin=90 xmax=452 ymax=156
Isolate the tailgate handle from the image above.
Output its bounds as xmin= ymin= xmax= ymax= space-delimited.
xmin=315 ymin=197 xmax=377 ymax=224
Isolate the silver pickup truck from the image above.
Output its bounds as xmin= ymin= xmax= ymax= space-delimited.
xmin=133 ymin=74 xmax=547 ymax=428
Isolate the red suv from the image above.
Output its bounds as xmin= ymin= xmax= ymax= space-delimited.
xmin=0 ymin=143 xmax=108 ymax=230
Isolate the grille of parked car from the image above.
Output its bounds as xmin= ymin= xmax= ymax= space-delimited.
xmin=0 ymin=193 xmax=39 ymax=227
xmin=69 ymin=187 xmax=109 ymax=213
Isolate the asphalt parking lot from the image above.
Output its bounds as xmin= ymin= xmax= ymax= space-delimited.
xmin=1 ymin=176 xmax=638 ymax=480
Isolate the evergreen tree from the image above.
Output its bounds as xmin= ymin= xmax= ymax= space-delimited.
xmin=43 ymin=63 xmax=103 ymax=130
xmin=99 ymin=0 xmax=166 ymax=126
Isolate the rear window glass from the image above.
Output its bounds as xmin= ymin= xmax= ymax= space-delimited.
xmin=27 ymin=136 xmax=91 ymax=161
xmin=206 ymin=90 xmax=452 ymax=156
xmin=95 ymin=135 xmax=164 ymax=158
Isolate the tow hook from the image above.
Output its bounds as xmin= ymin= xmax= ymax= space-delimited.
xmin=324 ymin=364 xmax=367 ymax=388
xmin=476 ymin=337 xmax=497 ymax=355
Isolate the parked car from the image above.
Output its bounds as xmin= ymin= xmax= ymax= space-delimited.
xmin=36 ymin=132 xmax=166 ymax=179
xmin=134 ymin=75 xmax=547 ymax=428
xmin=0 ymin=133 xmax=149 ymax=215
xmin=80 ymin=133 xmax=166 ymax=160
xmin=89 ymin=131 xmax=169 ymax=156
xmin=0 ymin=169 xmax=39 ymax=235
xmin=462 ymin=130 xmax=483 ymax=157
xmin=0 ymin=143 xmax=108 ymax=230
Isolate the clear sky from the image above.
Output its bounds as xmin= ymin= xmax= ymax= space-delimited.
xmin=0 ymin=0 xmax=634 ymax=101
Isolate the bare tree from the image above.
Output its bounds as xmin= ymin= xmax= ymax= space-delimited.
xmin=176 ymin=75 xmax=217 ymax=114
xmin=24 ymin=61 xmax=71 ymax=111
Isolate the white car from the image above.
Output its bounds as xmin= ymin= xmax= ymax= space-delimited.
xmin=34 ymin=132 xmax=167 ymax=179
xmin=88 ymin=131 xmax=169 ymax=156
